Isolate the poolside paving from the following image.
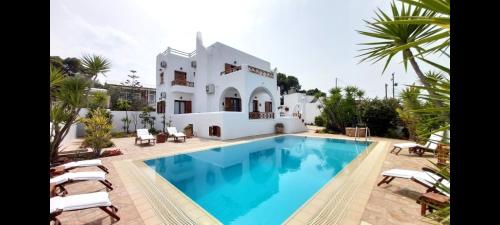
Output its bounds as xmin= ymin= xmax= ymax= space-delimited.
xmin=54 ymin=128 xmax=440 ymax=225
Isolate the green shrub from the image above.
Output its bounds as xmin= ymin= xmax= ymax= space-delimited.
xmin=111 ymin=132 xmax=127 ymax=138
xmin=314 ymin=116 xmax=325 ymax=126
xmin=358 ymin=98 xmax=402 ymax=137
xmin=80 ymin=109 xmax=113 ymax=157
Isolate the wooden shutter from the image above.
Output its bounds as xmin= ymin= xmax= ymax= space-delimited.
xmin=185 ymin=101 xmax=192 ymax=113
xmin=225 ymin=98 xmax=232 ymax=111
xmin=214 ymin=126 xmax=221 ymax=137
xmin=209 ymin=126 xmax=213 ymax=136
xmin=265 ymin=101 xmax=272 ymax=112
xmin=253 ymin=100 xmax=259 ymax=112
xmin=224 ymin=64 xmax=232 ymax=74
xmin=174 ymin=71 xmax=186 ymax=80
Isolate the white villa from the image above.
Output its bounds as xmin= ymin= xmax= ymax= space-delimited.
xmin=156 ymin=32 xmax=306 ymax=140
xmin=280 ymin=92 xmax=324 ymax=125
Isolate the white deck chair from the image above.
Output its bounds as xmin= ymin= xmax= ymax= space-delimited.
xmin=167 ymin=127 xmax=186 ymax=142
xmin=390 ymin=131 xmax=446 ymax=155
xmin=377 ymin=168 xmax=450 ymax=197
xmin=135 ymin=128 xmax=156 ymax=145
xmin=50 ymin=192 xmax=120 ymax=224
xmin=50 ymin=171 xmax=113 ymax=195
xmin=58 ymin=159 xmax=109 ymax=174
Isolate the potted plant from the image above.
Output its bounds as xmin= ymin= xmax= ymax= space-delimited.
xmin=184 ymin=124 xmax=193 ymax=138
xmin=275 ymin=123 xmax=284 ymax=134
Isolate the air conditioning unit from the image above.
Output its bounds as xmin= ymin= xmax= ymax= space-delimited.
xmin=160 ymin=92 xmax=166 ymax=98
xmin=206 ymin=84 xmax=215 ymax=94
xmin=191 ymin=61 xmax=197 ymax=68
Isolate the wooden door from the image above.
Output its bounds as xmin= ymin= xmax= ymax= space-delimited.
xmin=225 ymin=98 xmax=232 ymax=111
xmin=185 ymin=101 xmax=192 ymax=113
xmin=265 ymin=101 xmax=272 ymax=112
xmin=253 ymin=100 xmax=259 ymax=112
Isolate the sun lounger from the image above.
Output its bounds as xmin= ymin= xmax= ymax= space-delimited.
xmin=390 ymin=131 xmax=446 ymax=156
xmin=50 ymin=192 xmax=120 ymax=224
xmin=135 ymin=129 xmax=156 ymax=145
xmin=50 ymin=171 xmax=113 ymax=196
xmin=377 ymin=168 xmax=450 ymax=196
xmin=55 ymin=159 xmax=109 ymax=174
xmin=167 ymin=127 xmax=186 ymax=142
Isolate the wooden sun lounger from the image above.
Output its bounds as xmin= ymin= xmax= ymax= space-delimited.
xmin=50 ymin=192 xmax=120 ymax=225
xmin=50 ymin=171 xmax=113 ymax=196
xmin=51 ymin=159 xmax=109 ymax=174
xmin=377 ymin=167 xmax=449 ymax=196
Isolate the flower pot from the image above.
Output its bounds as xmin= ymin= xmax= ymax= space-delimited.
xmin=156 ymin=133 xmax=167 ymax=143
xmin=185 ymin=129 xmax=193 ymax=138
xmin=345 ymin=127 xmax=367 ymax=137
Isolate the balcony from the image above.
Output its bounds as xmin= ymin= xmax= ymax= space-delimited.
xmin=249 ymin=112 xmax=275 ymax=119
xmin=171 ymin=80 xmax=194 ymax=87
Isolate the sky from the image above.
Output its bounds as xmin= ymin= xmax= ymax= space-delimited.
xmin=50 ymin=0 xmax=449 ymax=98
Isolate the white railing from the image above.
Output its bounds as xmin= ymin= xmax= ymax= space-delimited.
xmin=163 ymin=47 xmax=197 ymax=58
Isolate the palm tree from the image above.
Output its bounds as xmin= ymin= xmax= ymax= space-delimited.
xmin=50 ymin=75 xmax=90 ymax=160
xmin=383 ymin=0 xmax=450 ymax=57
xmin=357 ymin=2 xmax=444 ymax=106
xmin=81 ymin=54 xmax=111 ymax=87
xmin=50 ymin=55 xmax=111 ymax=162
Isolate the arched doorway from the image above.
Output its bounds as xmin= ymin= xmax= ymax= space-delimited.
xmin=248 ymin=87 xmax=275 ymax=119
xmin=219 ymin=87 xmax=242 ymax=112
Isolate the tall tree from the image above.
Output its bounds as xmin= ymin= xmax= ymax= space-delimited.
xmin=120 ymin=70 xmax=144 ymax=110
xmin=277 ymin=73 xmax=302 ymax=95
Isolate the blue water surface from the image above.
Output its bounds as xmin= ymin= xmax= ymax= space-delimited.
xmin=144 ymin=135 xmax=370 ymax=225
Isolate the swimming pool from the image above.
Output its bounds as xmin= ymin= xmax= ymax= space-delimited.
xmin=144 ymin=135 xmax=371 ymax=225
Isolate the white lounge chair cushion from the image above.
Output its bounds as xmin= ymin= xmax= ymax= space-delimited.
xmin=167 ymin=127 xmax=186 ymax=137
xmin=50 ymin=172 xmax=106 ymax=185
xmin=382 ymin=169 xmax=450 ymax=197
xmin=382 ymin=169 xmax=422 ymax=179
xmin=413 ymin=172 xmax=450 ymax=196
xmin=63 ymin=159 xmax=102 ymax=169
xmin=394 ymin=143 xmax=419 ymax=149
xmin=138 ymin=134 xmax=155 ymax=140
xmin=50 ymin=192 xmax=111 ymax=213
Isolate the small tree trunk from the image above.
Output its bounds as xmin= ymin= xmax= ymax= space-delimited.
xmin=125 ymin=110 xmax=129 ymax=133
xmin=404 ymin=49 xmax=443 ymax=108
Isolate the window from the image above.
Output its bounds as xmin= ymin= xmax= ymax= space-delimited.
xmin=160 ymin=72 xmax=164 ymax=84
xmin=224 ymin=97 xmax=241 ymax=112
xmin=209 ymin=126 xmax=221 ymax=137
xmin=149 ymin=93 xmax=156 ymax=104
xmin=174 ymin=100 xmax=192 ymax=114
xmin=224 ymin=63 xmax=241 ymax=74
xmin=157 ymin=101 xmax=165 ymax=113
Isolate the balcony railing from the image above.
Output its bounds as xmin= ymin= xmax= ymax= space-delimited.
xmin=171 ymin=80 xmax=194 ymax=87
xmin=163 ymin=47 xmax=197 ymax=58
xmin=249 ymin=112 xmax=275 ymax=119
xmin=248 ymin=65 xmax=274 ymax=78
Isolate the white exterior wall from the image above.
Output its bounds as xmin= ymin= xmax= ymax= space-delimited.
xmin=171 ymin=112 xmax=306 ymax=140
xmin=153 ymin=32 xmax=303 ymax=140
xmin=283 ymin=93 xmax=324 ymax=124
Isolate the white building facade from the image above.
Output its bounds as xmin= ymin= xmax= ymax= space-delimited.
xmin=155 ymin=33 xmax=306 ymax=140
xmin=281 ymin=92 xmax=324 ymax=125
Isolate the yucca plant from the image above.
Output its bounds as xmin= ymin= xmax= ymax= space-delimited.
xmin=357 ymin=1 xmax=445 ymax=107
xmin=384 ymin=0 xmax=450 ymax=56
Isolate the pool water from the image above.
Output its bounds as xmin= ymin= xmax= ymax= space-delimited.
xmin=144 ymin=135 xmax=371 ymax=225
